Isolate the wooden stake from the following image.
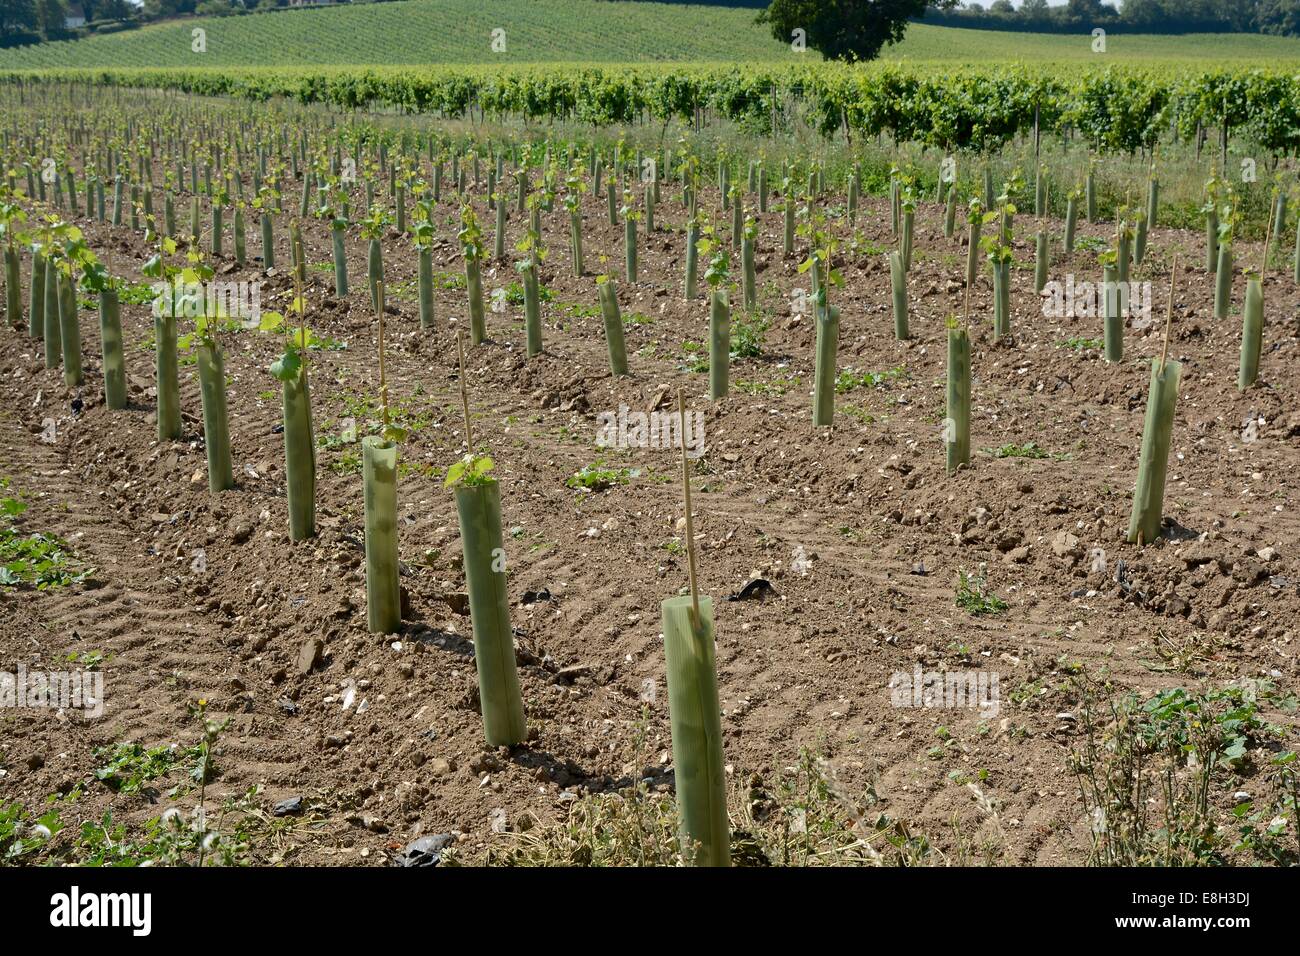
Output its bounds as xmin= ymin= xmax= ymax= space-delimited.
xmin=677 ymin=387 xmax=701 ymax=627
xmin=963 ymin=267 xmax=972 ymax=333
xmin=292 ymin=268 xmax=308 ymax=367
xmin=456 ymin=329 xmax=473 ymax=452
xmin=375 ymin=279 xmax=389 ymax=430
xmin=1160 ymin=255 xmax=1177 ymax=372
xmin=1259 ymin=192 xmax=1275 ymax=276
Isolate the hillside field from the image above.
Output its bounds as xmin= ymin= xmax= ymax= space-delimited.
xmin=1 ymin=0 xmax=1299 ymax=69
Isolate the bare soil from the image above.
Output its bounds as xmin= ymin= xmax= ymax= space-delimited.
xmin=3 ymin=177 xmax=1299 ymax=865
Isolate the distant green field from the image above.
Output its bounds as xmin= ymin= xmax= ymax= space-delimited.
xmin=0 ymin=0 xmax=1296 ymax=69
xmin=893 ymin=23 xmax=1300 ymax=64
xmin=0 ymin=0 xmax=787 ymax=67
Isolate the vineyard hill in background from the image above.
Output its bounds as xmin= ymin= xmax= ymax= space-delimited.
xmin=1 ymin=0 xmax=1299 ymax=69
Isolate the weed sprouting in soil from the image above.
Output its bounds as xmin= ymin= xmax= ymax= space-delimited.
xmin=956 ymin=567 xmax=1009 ymax=616
xmin=487 ymin=743 xmax=1002 ymax=867
xmin=1071 ymin=676 xmax=1297 ymax=866
xmin=0 ymin=479 xmax=91 ymax=588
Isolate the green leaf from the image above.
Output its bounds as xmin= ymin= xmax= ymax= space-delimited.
xmin=258 ymin=311 xmax=285 ymax=332
xmin=444 ymin=461 xmax=465 ymax=488
xmin=444 ymin=453 xmax=494 ymax=488
xmin=269 ymin=348 xmax=301 ymax=383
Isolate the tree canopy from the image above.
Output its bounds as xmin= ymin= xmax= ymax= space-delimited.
xmin=758 ymin=0 xmax=958 ymax=61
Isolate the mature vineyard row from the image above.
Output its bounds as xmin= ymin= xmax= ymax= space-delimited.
xmin=6 ymin=64 xmax=1299 ymax=155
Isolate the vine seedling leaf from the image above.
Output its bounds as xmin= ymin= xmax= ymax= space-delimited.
xmin=269 ymin=347 xmax=301 ymax=383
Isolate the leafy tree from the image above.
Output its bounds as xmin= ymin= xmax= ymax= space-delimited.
xmin=937 ymin=0 xmax=1299 ymax=34
xmin=34 ymin=0 xmax=66 ymax=35
xmin=94 ymin=0 xmax=135 ymax=18
xmin=0 ymin=0 xmax=39 ymax=40
xmin=142 ymin=0 xmax=197 ymax=19
xmin=1117 ymin=0 xmax=1166 ymax=28
xmin=1063 ymin=0 xmax=1117 ymax=25
xmin=1257 ymin=0 xmax=1300 ymax=35
xmin=758 ymin=0 xmax=958 ymax=61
